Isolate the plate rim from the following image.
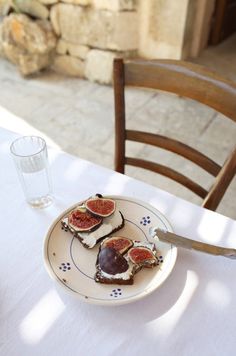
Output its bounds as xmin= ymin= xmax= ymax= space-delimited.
xmin=43 ymin=195 xmax=178 ymax=306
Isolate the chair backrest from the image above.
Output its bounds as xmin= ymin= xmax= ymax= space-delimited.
xmin=113 ymin=58 xmax=236 ymax=211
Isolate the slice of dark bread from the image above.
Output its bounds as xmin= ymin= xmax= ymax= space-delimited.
xmin=95 ymin=239 xmax=159 ymax=285
xmin=94 ymin=273 xmax=134 ymax=285
xmin=61 ymin=210 xmax=125 ymax=249
xmin=95 ymin=246 xmax=135 ymax=285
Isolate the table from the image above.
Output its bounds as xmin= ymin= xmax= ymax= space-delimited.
xmin=1 ymin=127 xmax=236 ymax=356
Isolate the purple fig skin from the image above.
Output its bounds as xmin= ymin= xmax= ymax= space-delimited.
xmin=98 ymin=247 xmax=129 ymax=275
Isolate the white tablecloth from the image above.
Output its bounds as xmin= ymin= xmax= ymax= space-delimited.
xmin=1 ymin=127 xmax=236 ymax=356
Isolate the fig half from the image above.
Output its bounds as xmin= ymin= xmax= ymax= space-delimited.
xmin=102 ymin=236 xmax=133 ymax=254
xmin=128 ymin=247 xmax=157 ymax=265
xmin=85 ymin=197 xmax=115 ymax=217
xmin=68 ymin=208 xmax=102 ymax=232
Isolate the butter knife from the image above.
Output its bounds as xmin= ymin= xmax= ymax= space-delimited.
xmin=149 ymin=227 xmax=236 ymax=259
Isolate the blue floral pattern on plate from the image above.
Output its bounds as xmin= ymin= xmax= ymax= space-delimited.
xmin=140 ymin=216 xmax=151 ymax=226
xmin=110 ymin=288 xmax=122 ymax=298
xmin=59 ymin=262 xmax=71 ymax=272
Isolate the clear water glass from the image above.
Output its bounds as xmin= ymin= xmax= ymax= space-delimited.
xmin=10 ymin=136 xmax=53 ymax=208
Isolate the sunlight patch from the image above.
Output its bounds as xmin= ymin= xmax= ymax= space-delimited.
xmin=20 ymin=289 xmax=65 ymax=344
xmin=147 ymin=270 xmax=198 ymax=336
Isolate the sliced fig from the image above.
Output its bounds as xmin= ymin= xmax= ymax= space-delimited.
xmin=102 ymin=236 xmax=133 ymax=254
xmin=68 ymin=208 xmax=102 ymax=232
xmin=98 ymin=247 xmax=129 ymax=275
xmin=85 ymin=197 xmax=115 ymax=217
xmin=128 ymin=247 xmax=157 ymax=265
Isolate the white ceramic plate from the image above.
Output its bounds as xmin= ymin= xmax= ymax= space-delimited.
xmin=43 ymin=195 xmax=177 ymax=306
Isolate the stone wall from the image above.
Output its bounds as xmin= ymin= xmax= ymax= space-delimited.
xmin=0 ymin=0 xmax=139 ymax=83
xmin=50 ymin=0 xmax=138 ymax=83
xmin=0 ymin=0 xmax=201 ymax=84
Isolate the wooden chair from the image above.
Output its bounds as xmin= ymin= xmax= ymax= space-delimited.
xmin=113 ymin=58 xmax=236 ymax=211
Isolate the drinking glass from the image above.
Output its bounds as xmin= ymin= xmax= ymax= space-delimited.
xmin=10 ymin=136 xmax=53 ymax=208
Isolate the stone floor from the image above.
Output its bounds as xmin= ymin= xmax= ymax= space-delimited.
xmin=0 ymin=34 xmax=236 ymax=220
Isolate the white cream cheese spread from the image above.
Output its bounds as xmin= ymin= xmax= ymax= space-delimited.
xmin=62 ymin=209 xmax=123 ymax=248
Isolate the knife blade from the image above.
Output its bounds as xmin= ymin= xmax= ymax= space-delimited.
xmin=150 ymin=227 xmax=236 ymax=259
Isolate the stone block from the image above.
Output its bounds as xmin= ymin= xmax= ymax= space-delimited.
xmin=61 ymin=0 xmax=91 ymax=5
xmin=56 ymin=39 xmax=89 ymax=59
xmin=57 ymin=3 xmax=138 ymax=50
xmin=92 ymin=0 xmax=136 ymax=11
xmin=52 ymin=54 xmax=85 ymax=76
xmin=56 ymin=39 xmax=67 ymax=54
xmin=2 ymin=14 xmax=56 ymax=54
xmin=19 ymin=52 xmax=52 ymax=76
xmin=50 ymin=4 xmax=60 ymax=35
xmin=85 ymin=49 xmax=116 ymax=84
xmin=1 ymin=14 xmax=57 ymax=75
xmin=0 ymin=0 xmax=11 ymax=16
xmin=13 ymin=0 xmax=49 ymax=20
xmin=38 ymin=0 xmax=59 ymax=4
xmin=0 ymin=23 xmax=4 ymax=57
